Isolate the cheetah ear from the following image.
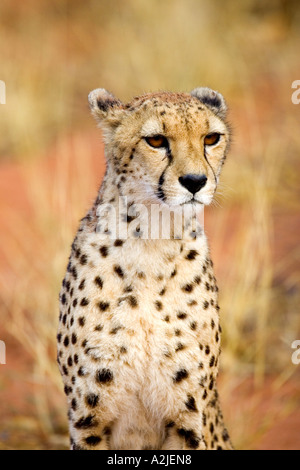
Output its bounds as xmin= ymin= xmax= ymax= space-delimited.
xmin=190 ymin=87 xmax=227 ymax=119
xmin=88 ymin=88 xmax=124 ymax=125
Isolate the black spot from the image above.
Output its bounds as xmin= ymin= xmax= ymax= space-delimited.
xmin=94 ymin=276 xmax=103 ymax=289
xmin=123 ymin=285 xmax=133 ymax=293
xmin=114 ymin=239 xmax=124 ymax=247
xmin=74 ymin=354 xmax=79 ymax=364
xmin=95 ymin=324 xmax=103 ymax=332
xmin=98 ymin=301 xmax=110 ymax=312
xmin=120 ymin=346 xmax=127 ymax=354
xmin=71 ymin=398 xmax=77 ymax=410
xmin=159 ymin=287 xmax=166 ymax=296
xmin=110 ymin=326 xmax=122 ymax=334
xmin=80 ymin=297 xmax=89 ymax=307
xmin=63 ymin=336 xmax=69 ymax=347
xmin=57 ymin=333 xmax=62 ymax=343
xmin=205 ymin=345 xmax=210 ymax=355
xmin=182 ymin=284 xmax=194 ymax=293
xmin=114 ymin=265 xmax=124 ymax=278
xmin=73 ymin=298 xmax=78 ymax=308
xmin=80 ymin=254 xmax=88 ymax=265
xmin=203 ymin=300 xmax=209 ymax=310
xmin=173 ymin=368 xmax=189 ymax=383
xmin=85 ymin=435 xmax=101 ymax=446
xmin=186 ymin=250 xmax=199 ymax=260
xmin=185 ymin=395 xmax=198 ymax=412
xmin=96 ymin=368 xmax=113 ymax=384
xmin=68 ymin=356 xmax=73 ymax=367
xmin=85 ymin=393 xmax=99 ymax=408
xmin=64 ymin=385 xmax=72 ymax=395
xmin=177 ymin=428 xmax=200 ymax=449
xmin=164 ymin=315 xmax=170 ymax=322
xmin=211 ymin=319 xmax=215 ymax=329
xmin=170 ymin=269 xmax=177 ymax=277
xmin=78 ymin=317 xmax=85 ymax=327
xmin=209 ymin=356 xmax=215 ymax=367
xmin=177 ymin=311 xmax=187 ymax=320
xmin=78 ymin=366 xmax=86 ymax=377
xmin=99 ymin=246 xmax=109 ymax=257
xmin=78 ymin=279 xmax=85 ymax=290
xmin=71 ymin=333 xmax=77 ymax=344
xmin=71 ymin=266 xmax=78 ymax=280
xmin=75 ymin=415 xmax=97 ymax=429
xmin=210 ymin=422 xmax=214 ymax=434
xmin=222 ymin=429 xmax=230 ymax=442
xmin=155 ymin=300 xmax=163 ymax=311
xmin=190 ymin=321 xmax=197 ymax=330
xmin=123 ymin=213 xmax=135 ymax=223
xmin=194 ymin=276 xmax=201 ymax=285
xmin=127 ymin=295 xmax=138 ymax=308
xmin=61 ymin=293 xmax=67 ymax=305
xmin=175 ymin=342 xmax=185 ymax=352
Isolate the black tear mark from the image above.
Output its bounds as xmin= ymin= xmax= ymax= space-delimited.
xmin=204 ymin=147 xmax=217 ymax=184
xmin=156 ymin=150 xmax=173 ymax=201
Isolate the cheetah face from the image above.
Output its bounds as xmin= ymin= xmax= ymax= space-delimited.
xmin=88 ymin=88 xmax=230 ymax=208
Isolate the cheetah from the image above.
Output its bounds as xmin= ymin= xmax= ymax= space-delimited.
xmin=57 ymin=87 xmax=233 ymax=450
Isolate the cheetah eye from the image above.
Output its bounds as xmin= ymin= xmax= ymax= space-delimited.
xmin=145 ymin=135 xmax=169 ymax=149
xmin=204 ymin=133 xmax=221 ymax=146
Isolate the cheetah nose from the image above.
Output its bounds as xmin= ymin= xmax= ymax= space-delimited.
xmin=178 ymin=174 xmax=207 ymax=195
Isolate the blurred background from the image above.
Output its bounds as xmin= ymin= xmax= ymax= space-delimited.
xmin=0 ymin=0 xmax=299 ymax=450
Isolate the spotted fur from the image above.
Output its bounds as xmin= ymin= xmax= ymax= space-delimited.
xmin=57 ymin=88 xmax=233 ymax=450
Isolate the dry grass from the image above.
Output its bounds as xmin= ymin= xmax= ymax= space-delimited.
xmin=0 ymin=0 xmax=300 ymax=449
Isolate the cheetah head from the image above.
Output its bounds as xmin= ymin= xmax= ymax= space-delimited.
xmin=88 ymin=88 xmax=230 ymax=208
